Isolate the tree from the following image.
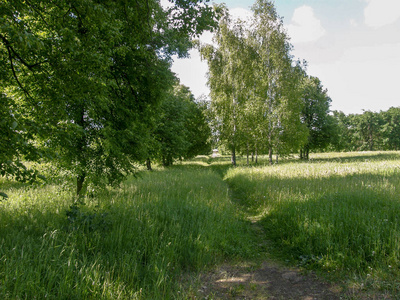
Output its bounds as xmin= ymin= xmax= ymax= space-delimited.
xmin=300 ymin=76 xmax=334 ymax=159
xmin=1 ymin=0 xmax=216 ymax=195
xmin=381 ymin=107 xmax=400 ymax=150
xmin=247 ymin=0 xmax=307 ymax=164
xmin=199 ymin=6 xmax=249 ymax=166
xmin=185 ymin=95 xmax=212 ymax=159
xmin=329 ymin=110 xmax=352 ymax=152
xmin=151 ymin=83 xmax=211 ymax=167
xmin=0 ymin=93 xmax=43 ymax=199
xmin=200 ymin=1 xmax=307 ymax=166
xmin=356 ymin=110 xmax=384 ymax=151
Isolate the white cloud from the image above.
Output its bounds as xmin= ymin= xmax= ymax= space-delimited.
xmin=308 ymin=42 xmax=400 ymax=114
xmin=159 ymin=0 xmax=174 ymax=10
xmin=230 ymin=7 xmax=252 ymax=22
xmin=364 ymin=0 xmax=400 ymax=28
xmin=286 ymin=5 xmax=326 ymax=43
xmin=171 ymin=49 xmax=210 ymax=98
xmin=350 ymin=19 xmax=358 ymax=27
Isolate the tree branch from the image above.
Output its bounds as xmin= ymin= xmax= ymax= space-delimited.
xmin=0 ymin=33 xmax=47 ymax=70
xmin=5 ymin=43 xmax=33 ymax=100
xmin=25 ymin=0 xmax=49 ymax=27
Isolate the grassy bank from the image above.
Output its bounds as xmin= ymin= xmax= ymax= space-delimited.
xmin=0 ymin=166 xmax=254 ymax=299
xmin=225 ymin=151 xmax=400 ymax=293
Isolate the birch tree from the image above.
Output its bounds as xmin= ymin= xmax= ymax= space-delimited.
xmin=248 ymin=0 xmax=307 ymax=164
xmin=199 ymin=6 xmax=249 ymax=166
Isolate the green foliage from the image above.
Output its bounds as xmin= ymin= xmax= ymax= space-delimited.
xmin=200 ymin=1 xmax=307 ymax=165
xmin=330 ymin=107 xmax=400 ymax=152
xmin=0 ymin=0 xmax=216 ymax=195
xmin=300 ymin=76 xmax=334 ymax=158
xmin=153 ymin=84 xmax=211 ymax=166
xmin=199 ymin=5 xmax=247 ymax=165
xmin=382 ymin=107 xmax=400 ymax=150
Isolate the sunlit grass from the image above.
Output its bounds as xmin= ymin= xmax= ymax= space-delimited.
xmin=225 ymin=151 xmax=400 ymax=293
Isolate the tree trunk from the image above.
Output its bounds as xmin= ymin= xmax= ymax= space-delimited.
xmin=251 ymin=152 xmax=254 ymax=163
xmin=300 ymin=149 xmax=303 ymax=160
xmin=146 ymin=158 xmax=152 ymax=171
xmin=255 ymin=147 xmax=258 ymax=164
xmin=276 ymin=153 xmax=278 ymax=164
xmin=76 ymin=107 xmax=86 ymax=196
xmin=246 ymin=143 xmax=249 ymax=166
xmin=268 ymin=147 xmax=273 ymax=165
xmin=231 ymin=146 xmax=236 ymax=167
xmin=77 ymin=172 xmax=85 ymax=196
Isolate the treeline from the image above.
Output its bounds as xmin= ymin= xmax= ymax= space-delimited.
xmin=0 ymin=0 xmax=215 ymax=196
xmin=199 ymin=2 xmax=400 ymax=164
xmin=330 ymin=107 xmax=400 ymax=152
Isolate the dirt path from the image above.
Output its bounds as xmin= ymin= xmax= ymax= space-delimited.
xmin=190 ymin=181 xmax=344 ymax=299
xmin=183 ymin=170 xmax=392 ymax=299
xmin=186 ymin=218 xmax=346 ymax=299
xmin=187 ymin=220 xmax=392 ymax=300
xmin=196 ymin=260 xmax=343 ymax=299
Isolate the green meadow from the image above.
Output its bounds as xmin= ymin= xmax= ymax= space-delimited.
xmin=1 ymin=151 xmax=400 ymax=298
xmin=226 ymin=151 xmax=400 ymax=294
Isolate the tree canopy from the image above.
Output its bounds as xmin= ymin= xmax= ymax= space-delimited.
xmin=1 ymin=0 xmax=216 ymax=195
xmin=199 ymin=0 xmax=307 ymax=165
xmin=300 ymin=76 xmax=334 ymax=159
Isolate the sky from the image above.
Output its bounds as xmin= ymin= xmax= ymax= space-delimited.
xmin=170 ymin=0 xmax=400 ymax=115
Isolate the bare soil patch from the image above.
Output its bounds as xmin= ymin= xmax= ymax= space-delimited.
xmin=194 ymin=260 xmax=343 ymax=300
xmin=183 ymin=220 xmax=393 ymax=300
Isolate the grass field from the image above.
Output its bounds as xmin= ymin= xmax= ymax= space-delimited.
xmin=225 ymin=151 xmax=400 ymax=294
xmin=1 ymin=151 xmax=400 ymax=298
xmin=0 ymin=165 xmax=255 ymax=299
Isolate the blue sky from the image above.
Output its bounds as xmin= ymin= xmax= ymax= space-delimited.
xmin=170 ymin=0 xmax=400 ymax=114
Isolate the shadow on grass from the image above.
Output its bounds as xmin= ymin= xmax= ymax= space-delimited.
xmin=170 ymin=157 xmax=234 ymax=178
xmin=307 ymin=151 xmax=400 ymax=164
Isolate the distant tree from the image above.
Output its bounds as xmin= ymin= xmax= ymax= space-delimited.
xmin=200 ymin=1 xmax=307 ymax=165
xmin=248 ymin=0 xmax=307 ymax=164
xmin=300 ymin=76 xmax=334 ymax=159
xmin=185 ymin=97 xmax=212 ymax=158
xmin=356 ymin=111 xmax=384 ymax=151
xmin=153 ymin=84 xmax=211 ymax=167
xmin=382 ymin=107 xmax=400 ymax=150
xmin=329 ymin=110 xmax=352 ymax=152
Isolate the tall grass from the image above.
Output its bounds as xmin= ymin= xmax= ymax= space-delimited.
xmin=0 ymin=166 xmax=254 ymax=299
xmin=225 ymin=151 xmax=400 ymax=292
